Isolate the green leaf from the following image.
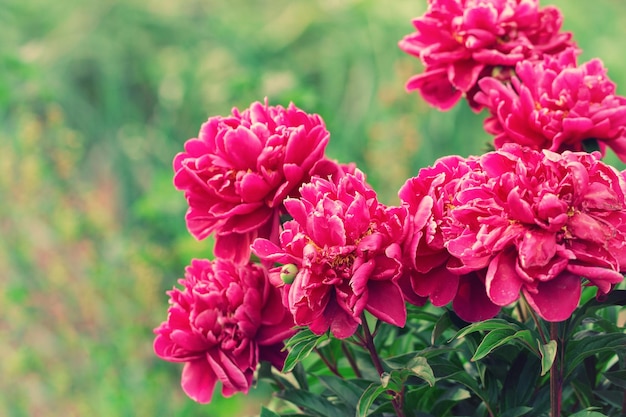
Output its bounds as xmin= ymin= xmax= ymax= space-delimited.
xmin=277 ymin=389 xmax=349 ymax=417
xmin=260 ymin=407 xmax=282 ymax=417
xmin=431 ymin=310 xmax=453 ymax=344
xmin=282 ymin=329 xmax=329 ymax=373
xmin=356 ymin=383 xmax=388 ymax=417
xmin=471 ymin=328 xmax=516 ymax=361
xmin=568 ymin=411 xmax=608 ymax=417
xmin=317 ymin=375 xmax=362 ymax=409
xmin=538 ymin=340 xmax=557 ymax=376
xmin=564 ymin=333 xmax=626 ymax=378
xmin=455 ymin=318 xmax=520 ymax=339
xmin=500 ymin=406 xmax=533 ymax=417
xmin=447 ymin=370 xmax=493 ymax=410
xmin=603 ymin=370 xmax=626 ymax=389
xmin=406 ymin=356 xmax=436 ymax=387
xmin=567 ymin=290 xmax=626 ymax=336
xmin=292 ymin=362 xmax=309 ymax=391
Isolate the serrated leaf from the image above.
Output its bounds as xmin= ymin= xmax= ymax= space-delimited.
xmin=356 ymin=383 xmax=388 ymax=417
xmin=277 ymin=388 xmax=348 ymax=417
xmin=538 ymin=340 xmax=557 ymax=376
xmin=455 ymin=318 xmax=520 ymax=339
xmin=260 ymin=406 xmax=282 ymax=417
xmin=471 ymin=328 xmax=516 ymax=361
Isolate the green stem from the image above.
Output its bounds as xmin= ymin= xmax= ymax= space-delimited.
xmin=341 ymin=341 xmax=362 ymax=378
xmin=361 ymin=316 xmax=405 ymax=417
xmin=314 ymin=347 xmax=342 ymax=378
xmin=550 ymin=322 xmax=563 ymax=417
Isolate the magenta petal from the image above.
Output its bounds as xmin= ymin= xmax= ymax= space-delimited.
xmin=407 ymin=69 xmax=463 ymax=110
xmin=223 ymin=127 xmax=262 ymax=170
xmin=412 ymin=264 xmax=460 ymax=306
xmin=181 ymin=360 xmax=217 ymax=404
xmin=518 ymin=230 xmax=557 ymax=269
xmin=486 ymin=250 xmax=524 ymax=306
xmin=366 ymin=280 xmax=407 ymax=327
xmin=523 ymin=272 xmax=581 ymax=322
xmin=214 ymin=233 xmax=253 ymax=264
xmin=452 ymin=273 xmax=501 ymax=322
xmin=207 ymin=350 xmax=251 ymax=397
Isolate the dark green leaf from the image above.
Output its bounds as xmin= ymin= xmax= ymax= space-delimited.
xmin=447 ymin=370 xmax=493 ymax=410
xmin=471 ymin=328 xmax=516 ymax=361
xmin=406 ymin=355 xmax=436 ymax=387
xmin=538 ymin=340 xmax=557 ymax=376
xmin=292 ymin=362 xmax=309 ymax=391
xmin=260 ymin=407 xmax=282 ymax=417
xmin=277 ymin=389 xmax=349 ymax=417
xmin=565 ymin=333 xmax=626 ymax=378
xmin=317 ymin=375 xmax=362 ymax=409
xmin=568 ymin=411 xmax=608 ymax=417
xmin=603 ymin=370 xmax=626 ymax=389
xmin=356 ymin=383 xmax=388 ymax=417
xmin=432 ymin=310 xmax=453 ymax=344
xmin=503 ymin=352 xmax=541 ymax=409
xmin=455 ymin=318 xmax=520 ymax=339
xmin=500 ymin=406 xmax=533 ymax=417
xmin=282 ymin=329 xmax=329 ymax=373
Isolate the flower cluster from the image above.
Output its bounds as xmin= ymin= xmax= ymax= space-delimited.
xmin=252 ymin=170 xmax=408 ymax=339
xmin=399 ymin=144 xmax=626 ymax=322
xmin=153 ymin=259 xmax=294 ymax=403
xmin=476 ymin=48 xmax=626 ymax=161
xmin=399 ymin=0 xmax=574 ymax=110
xmin=154 ymin=1 xmax=626 ymax=410
xmin=173 ymin=100 xmax=341 ymax=263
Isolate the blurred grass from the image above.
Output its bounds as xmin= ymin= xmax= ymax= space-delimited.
xmin=1 ymin=1 xmax=626 ymax=416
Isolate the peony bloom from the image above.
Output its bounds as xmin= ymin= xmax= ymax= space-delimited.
xmin=252 ymin=170 xmax=408 ymax=339
xmin=173 ymin=100 xmax=342 ymax=263
xmin=476 ymin=48 xmax=626 ymax=161
xmin=399 ymin=155 xmax=501 ymax=321
xmin=153 ymin=259 xmax=295 ymax=403
xmin=445 ymin=144 xmax=626 ymax=321
xmin=398 ymin=0 xmax=574 ymax=110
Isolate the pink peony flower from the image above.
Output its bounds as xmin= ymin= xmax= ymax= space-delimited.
xmin=153 ymin=259 xmax=295 ymax=403
xmin=173 ymin=100 xmax=342 ymax=263
xmin=398 ymin=0 xmax=574 ymax=110
xmin=399 ymin=155 xmax=501 ymax=321
xmin=476 ymin=48 xmax=626 ymax=161
xmin=445 ymin=144 xmax=626 ymax=321
xmin=252 ymin=170 xmax=408 ymax=339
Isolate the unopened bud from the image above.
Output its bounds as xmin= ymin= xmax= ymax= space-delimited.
xmin=280 ymin=264 xmax=298 ymax=284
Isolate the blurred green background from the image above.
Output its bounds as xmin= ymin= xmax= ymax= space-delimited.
xmin=2 ymin=1 xmax=626 ymax=416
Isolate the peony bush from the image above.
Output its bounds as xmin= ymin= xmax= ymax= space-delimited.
xmin=155 ymin=1 xmax=626 ymax=416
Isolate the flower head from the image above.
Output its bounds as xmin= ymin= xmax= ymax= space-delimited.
xmin=173 ymin=100 xmax=341 ymax=263
xmin=445 ymin=144 xmax=626 ymax=321
xmin=399 ymin=155 xmax=501 ymax=321
xmin=252 ymin=170 xmax=408 ymax=339
xmin=153 ymin=259 xmax=294 ymax=403
xmin=399 ymin=0 xmax=574 ymax=110
xmin=476 ymin=48 xmax=626 ymax=161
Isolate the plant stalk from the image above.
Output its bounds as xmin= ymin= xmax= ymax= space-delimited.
xmin=361 ymin=316 xmax=405 ymax=417
xmin=550 ymin=322 xmax=563 ymax=417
